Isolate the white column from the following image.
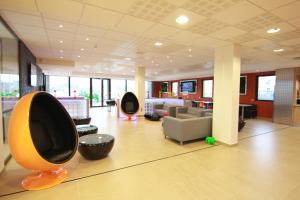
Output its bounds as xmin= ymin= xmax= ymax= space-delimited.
xmin=213 ymin=44 xmax=241 ymax=145
xmin=0 ymin=98 xmax=4 ymax=172
xmin=135 ymin=66 xmax=145 ymax=116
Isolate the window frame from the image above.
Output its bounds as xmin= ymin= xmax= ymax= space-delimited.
xmin=256 ymin=75 xmax=276 ymax=101
xmin=202 ymin=79 xmax=213 ymax=98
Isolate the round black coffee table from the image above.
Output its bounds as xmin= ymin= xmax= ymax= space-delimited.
xmin=78 ymin=134 xmax=115 ymax=160
xmin=76 ymin=124 xmax=98 ymax=137
xmin=73 ymin=117 xmax=91 ymax=125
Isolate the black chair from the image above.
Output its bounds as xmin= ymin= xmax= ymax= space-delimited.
xmin=120 ymin=92 xmax=139 ymax=120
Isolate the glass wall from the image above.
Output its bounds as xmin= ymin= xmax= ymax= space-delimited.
xmin=111 ymin=79 xmax=126 ymax=99
xmin=91 ymin=78 xmax=102 ymax=106
xmin=171 ymin=82 xmax=178 ymax=96
xmin=126 ymin=79 xmax=135 ymax=93
xmin=70 ymin=77 xmax=90 ymax=98
xmin=48 ymin=76 xmax=69 ymax=97
xmin=0 ymin=20 xmax=19 ymax=164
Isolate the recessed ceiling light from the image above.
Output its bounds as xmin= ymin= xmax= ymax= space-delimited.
xmin=267 ymin=28 xmax=280 ymax=34
xmin=59 ymin=50 xmax=63 ymax=53
xmin=170 ymin=60 xmax=173 ymax=63
xmin=154 ymin=72 xmax=158 ymax=75
xmin=122 ymin=73 xmax=126 ymax=75
xmin=154 ymin=42 xmax=163 ymax=46
xmin=77 ymin=55 xmax=81 ymax=58
xmin=125 ymin=57 xmax=131 ymax=61
xmin=86 ymin=37 xmax=90 ymax=41
xmin=188 ymin=54 xmax=193 ymax=57
xmin=80 ymin=48 xmax=84 ymax=51
xmin=176 ymin=15 xmax=189 ymax=25
xmin=273 ymin=48 xmax=284 ymax=52
xmin=131 ymin=70 xmax=135 ymax=73
xmin=59 ymin=40 xmax=63 ymax=43
xmin=255 ymin=69 xmax=260 ymax=72
xmin=59 ymin=24 xmax=63 ymax=28
xmin=59 ymin=56 xmax=64 ymax=59
xmin=166 ymin=56 xmax=170 ymax=59
xmin=151 ymin=60 xmax=154 ymax=63
xmin=188 ymin=48 xmax=192 ymax=52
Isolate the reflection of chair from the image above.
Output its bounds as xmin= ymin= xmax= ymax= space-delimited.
xmin=120 ymin=92 xmax=139 ymax=120
xmin=8 ymin=92 xmax=78 ymax=190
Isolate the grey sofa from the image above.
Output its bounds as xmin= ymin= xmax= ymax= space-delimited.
xmin=163 ymin=116 xmax=212 ymax=145
xmin=153 ymin=104 xmax=178 ymax=117
xmin=176 ymin=106 xmax=212 ymax=119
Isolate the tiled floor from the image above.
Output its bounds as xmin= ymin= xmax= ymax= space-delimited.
xmin=1 ymin=108 xmax=299 ymax=200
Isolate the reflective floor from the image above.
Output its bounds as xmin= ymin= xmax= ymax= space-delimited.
xmin=1 ymin=107 xmax=299 ymax=200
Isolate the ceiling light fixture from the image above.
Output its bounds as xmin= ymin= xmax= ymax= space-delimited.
xmin=151 ymin=60 xmax=154 ymax=63
xmin=170 ymin=60 xmax=173 ymax=63
xmin=59 ymin=40 xmax=63 ymax=43
xmin=80 ymin=48 xmax=84 ymax=51
xmin=188 ymin=48 xmax=192 ymax=52
xmin=77 ymin=55 xmax=81 ymax=58
xmin=125 ymin=57 xmax=131 ymax=61
xmin=154 ymin=72 xmax=158 ymax=75
xmin=59 ymin=56 xmax=64 ymax=59
xmin=188 ymin=54 xmax=192 ymax=57
xmin=267 ymin=28 xmax=280 ymax=34
xmin=59 ymin=24 xmax=63 ymax=28
xmin=273 ymin=48 xmax=284 ymax=52
xmin=176 ymin=15 xmax=189 ymax=25
xmin=166 ymin=56 xmax=170 ymax=59
xmin=131 ymin=70 xmax=135 ymax=73
xmin=154 ymin=42 xmax=163 ymax=46
xmin=86 ymin=37 xmax=90 ymax=41
xmin=59 ymin=50 xmax=63 ymax=53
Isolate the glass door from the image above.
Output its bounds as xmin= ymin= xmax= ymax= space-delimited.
xmin=103 ymin=79 xmax=110 ymax=106
xmin=91 ymin=78 xmax=102 ymax=107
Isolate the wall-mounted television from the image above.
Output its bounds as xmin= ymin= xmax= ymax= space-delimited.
xmin=180 ymin=80 xmax=197 ymax=93
xmin=161 ymin=82 xmax=168 ymax=93
xmin=240 ymin=76 xmax=247 ymax=95
xmin=28 ymin=63 xmax=38 ymax=87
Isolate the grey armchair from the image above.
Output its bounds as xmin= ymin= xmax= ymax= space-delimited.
xmin=163 ymin=116 xmax=212 ymax=145
xmin=176 ymin=106 xmax=212 ymax=119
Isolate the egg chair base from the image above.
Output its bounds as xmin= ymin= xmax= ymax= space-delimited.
xmin=22 ymin=167 xmax=68 ymax=190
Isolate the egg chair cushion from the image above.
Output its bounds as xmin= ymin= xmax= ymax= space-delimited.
xmin=29 ymin=92 xmax=77 ymax=164
xmin=121 ymin=92 xmax=139 ymax=115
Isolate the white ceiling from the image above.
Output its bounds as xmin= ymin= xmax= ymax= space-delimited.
xmin=1 ymin=0 xmax=300 ymax=80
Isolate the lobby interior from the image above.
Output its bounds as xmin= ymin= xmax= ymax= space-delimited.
xmin=1 ymin=0 xmax=300 ymax=199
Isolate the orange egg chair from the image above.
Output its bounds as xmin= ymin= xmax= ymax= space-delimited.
xmin=8 ymin=92 xmax=78 ymax=190
xmin=120 ymin=92 xmax=139 ymax=120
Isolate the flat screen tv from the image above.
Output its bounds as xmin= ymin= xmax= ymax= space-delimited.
xmin=180 ymin=80 xmax=197 ymax=93
xmin=28 ymin=63 xmax=38 ymax=87
xmin=240 ymin=76 xmax=247 ymax=95
xmin=161 ymin=82 xmax=168 ymax=93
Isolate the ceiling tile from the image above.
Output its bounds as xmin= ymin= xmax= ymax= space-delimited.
xmin=36 ymin=0 xmax=83 ymax=23
xmin=160 ymin=8 xmax=206 ymax=29
xmin=80 ymin=5 xmax=123 ymax=29
xmin=49 ymin=38 xmax=73 ymax=50
xmin=280 ymin=38 xmax=300 ymax=46
xmin=242 ymin=38 xmax=273 ymax=47
xmin=235 ymin=13 xmax=282 ymax=32
xmin=183 ymin=0 xmax=244 ymax=17
xmin=271 ymin=1 xmax=300 ymax=20
xmin=74 ymin=34 xmax=99 ymax=44
xmin=2 ymin=11 xmax=43 ymax=27
xmin=189 ymin=18 xmax=228 ymax=35
xmin=103 ymin=30 xmax=136 ymax=42
xmin=47 ymin=29 xmax=75 ymax=40
xmin=0 ymin=0 xmax=39 ymax=15
xmin=44 ymin=18 xmax=77 ymax=33
xmin=84 ymin=0 xmax=136 ymax=13
xmin=77 ymin=25 xmax=107 ymax=37
xmin=288 ymin=17 xmax=300 ymax=28
xmin=212 ymin=1 xmax=265 ymax=25
xmin=142 ymin=24 xmax=179 ymax=39
xmin=229 ymin=33 xmax=261 ymax=44
xmin=113 ymin=15 xmax=154 ymax=35
xmin=189 ymin=36 xmax=230 ymax=48
xmin=252 ymin=22 xmax=295 ymax=38
xmin=209 ymin=27 xmax=246 ymax=40
xmin=168 ymin=30 xmax=200 ymax=44
xmin=12 ymin=23 xmax=47 ymax=36
xmin=248 ymin=0 xmax=295 ymax=10
xmin=128 ymin=0 xmax=176 ymax=22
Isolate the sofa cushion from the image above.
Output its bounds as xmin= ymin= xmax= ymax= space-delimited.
xmin=177 ymin=113 xmax=197 ymax=119
xmin=187 ymin=107 xmax=202 ymax=115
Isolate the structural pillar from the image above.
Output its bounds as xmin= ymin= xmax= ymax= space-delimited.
xmin=213 ymin=44 xmax=241 ymax=145
xmin=135 ymin=66 xmax=145 ymax=116
xmin=0 ymin=98 xmax=4 ymax=172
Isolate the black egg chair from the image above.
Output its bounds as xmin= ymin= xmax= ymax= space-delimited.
xmin=8 ymin=92 xmax=78 ymax=190
xmin=120 ymin=92 xmax=139 ymax=120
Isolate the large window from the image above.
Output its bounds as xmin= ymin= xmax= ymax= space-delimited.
xmin=257 ymin=75 xmax=276 ymax=101
xmin=111 ymin=79 xmax=126 ymax=99
xmin=202 ymin=80 xmax=213 ymax=98
xmin=48 ymin=76 xmax=69 ymax=97
xmin=70 ymin=77 xmax=90 ymax=98
xmin=126 ymin=79 xmax=135 ymax=93
xmin=172 ymin=82 xmax=178 ymax=96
